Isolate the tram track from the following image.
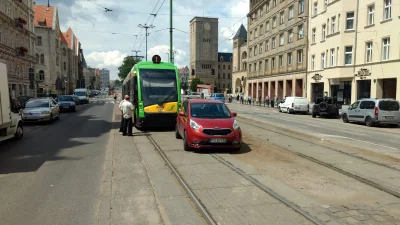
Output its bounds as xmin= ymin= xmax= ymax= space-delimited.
xmin=236 ymin=118 xmax=400 ymax=199
xmin=144 ymin=131 xmax=324 ymax=225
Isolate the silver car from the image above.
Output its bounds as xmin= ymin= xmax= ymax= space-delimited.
xmin=22 ymin=98 xmax=60 ymax=123
xmin=342 ymin=98 xmax=400 ymax=127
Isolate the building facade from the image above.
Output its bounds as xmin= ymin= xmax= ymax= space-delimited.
xmin=99 ymin=68 xmax=110 ymax=89
xmin=34 ymin=4 xmax=64 ymax=96
xmin=247 ymin=0 xmax=308 ymax=101
xmin=217 ymin=53 xmax=233 ymax=91
xmin=232 ymin=24 xmax=248 ymax=95
xmin=189 ymin=17 xmax=219 ymax=85
xmin=307 ymin=0 xmax=400 ymax=104
xmin=63 ymin=28 xmax=80 ymax=93
xmin=0 ymin=0 xmax=36 ymax=98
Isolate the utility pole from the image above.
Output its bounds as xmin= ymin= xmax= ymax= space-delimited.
xmin=131 ymin=50 xmax=144 ymax=60
xmin=170 ymin=0 xmax=173 ymax=63
xmin=138 ymin=24 xmax=154 ymax=61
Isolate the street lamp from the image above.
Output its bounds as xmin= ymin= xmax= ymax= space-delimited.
xmin=46 ymin=0 xmax=50 ymax=11
xmin=137 ymin=24 xmax=155 ymax=61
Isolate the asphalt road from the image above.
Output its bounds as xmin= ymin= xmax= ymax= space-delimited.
xmin=227 ymin=103 xmax=400 ymax=156
xmin=0 ymin=96 xmax=115 ymax=225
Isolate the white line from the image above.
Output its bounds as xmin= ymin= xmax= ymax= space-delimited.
xmin=318 ymin=134 xmax=398 ymax=150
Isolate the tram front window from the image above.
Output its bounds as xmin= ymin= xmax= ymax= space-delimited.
xmin=140 ymin=69 xmax=178 ymax=107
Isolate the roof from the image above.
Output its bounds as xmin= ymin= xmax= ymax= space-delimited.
xmin=34 ymin=5 xmax=56 ymax=28
xmin=233 ymin=24 xmax=247 ymax=39
xmin=218 ymin=52 xmax=233 ymax=62
xmin=60 ymin=31 xmax=67 ymax=43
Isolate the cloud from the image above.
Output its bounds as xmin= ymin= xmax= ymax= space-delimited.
xmin=147 ymin=45 xmax=187 ymax=68
xmin=86 ymin=51 xmax=127 ymax=68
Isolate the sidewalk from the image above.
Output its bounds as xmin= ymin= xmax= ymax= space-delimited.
xmin=97 ymin=104 xmax=204 ymax=225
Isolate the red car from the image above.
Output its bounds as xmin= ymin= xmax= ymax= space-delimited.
xmin=175 ymin=99 xmax=242 ymax=151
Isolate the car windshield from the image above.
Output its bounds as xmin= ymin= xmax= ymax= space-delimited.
xmin=58 ymin=96 xmax=73 ymax=101
xmin=190 ymin=103 xmax=231 ymax=118
xmin=215 ymin=94 xmax=224 ymax=98
xmin=74 ymin=92 xmax=86 ymax=96
xmin=139 ymin=69 xmax=178 ymax=107
xmin=379 ymin=100 xmax=400 ymax=111
xmin=316 ymin=97 xmax=333 ymax=104
xmin=26 ymin=101 xmax=49 ymax=108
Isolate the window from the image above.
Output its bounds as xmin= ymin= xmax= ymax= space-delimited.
xmin=288 ymin=6 xmax=294 ymax=19
xmin=266 ymin=39 xmax=270 ymax=50
xmin=266 ymin=0 xmax=270 ymax=11
xmin=260 ymin=25 xmax=263 ymax=35
xmin=254 ymin=46 xmax=257 ymax=56
xmin=223 ymin=65 xmax=225 ymax=69
xmin=288 ymin=29 xmax=293 ymax=42
xmin=384 ymin=0 xmax=391 ymax=20
xmin=346 ymin=12 xmax=354 ymax=30
xmin=273 ymin=0 xmax=277 ymax=7
xmin=259 ymin=43 xmax=263 ymax=53
xmin=254 ymin=29 xmax=258 ymax=39
xmin=366 ymin=42 xmax=373 ymax=62
xmin=297 ymin=50 xmax=303 ymax=63
xmin=312 ymin=28 xmax=316 ymax=43
xmin=368 ymin=5 xmax=374 ymax=25
xmin=36 ymin=36 xmax=42 ymax=46
xmin=297 ymin=24 xmax=304 ymax=39
xmin=298 ymin=0 xmax=304 ymax=14
xmin=287 ymin=53 xmax=292 ymax=65
xmin=273 ymin=16 xmax=277 ymax=27
xmin=35 ymin=54 xmax=39 ymax=64
xmin=321 ymin=53 xmax=325 ymax=69
xmin=39 ymin=70 xmax=44 ymax=80
xmin=265 ymin=59 xmax=269 ymax=69
xmin=259 ymin=61 xmax=262 ymax=71
xmin=383 ymin=37 xmax=390 ymax=60
xmin=279 ymin=33 xmax=284 ymax=46
xmin=64 ymin=62 xmax=66 ymax=70
xmin=322 ymin=24 xmax=326 ymax=40
xmin=249 ymin=32 xmax=252 ymax=41
xmin=40 ymin=54 xmax=44 ymax=64
xmin=331 ymin=16 xmax=336 ymax=33
xmin=279 ymin=55 xmax=283 ymax=67
xmin=345 ymin=46 xmax=353 ymax=65
xmin=56 ymin=56 xmax=60 ymax=66
xmin=228 ymin=73 xmax=230 ymax=79
xmin=311 ymin=55 xmax=315 ymax=70
xmin=330 ymin=48 xmax=335 ymax=66
xmin=266 ymin=21 xmax=270 ymax=32
xmin=280 ymin=11 xmax=285 ymax=24
xmin=254 ymin=63 xmax=257 ymax=71
xmin=272 ymin=37 xmax=276 ymax=49
xmin=218 ymin=73 xmax=221 ymax=78
xmin=223 ymin=73 xmax=225 ymax=79
xmin=272 ymin=57 xmax=275 ymax=68
xmin=248 ymin=64 xmax=252 ymax=72
xmin=313 ymin=2 xmax=318 ymax=16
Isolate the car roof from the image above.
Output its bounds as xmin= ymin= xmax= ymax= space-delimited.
xmin=188 ymin=99 xmax=223 ymax=104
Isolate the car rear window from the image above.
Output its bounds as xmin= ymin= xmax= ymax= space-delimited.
xmin=215 ymin=94 xmax=224 ymax=97
xmin=294 ymin=98 xmax=308 ymax=104
xmin=378 ymin=100 xmax=400 ymax=111
xmin=58 ymin=96 xmax=73 ymax=101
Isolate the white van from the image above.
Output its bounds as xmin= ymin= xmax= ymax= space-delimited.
xmin=278 ymin=97 xmax=309 ymax=114
xmin=73 ymin=88 xmax=89 ymax=104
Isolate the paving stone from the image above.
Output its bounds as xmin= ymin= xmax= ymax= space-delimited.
xmin=372 ymin=215 xmax=389 ymax=222
xmin=353 ymin=214 xmax=372 ymax=221
xmin=347 ymin=210 xmax=364 ymax=217
xmin=329 ymin=205 xmax=348 ymax=213
xmin=342 ymin=217 xmax=362 ymax=225
xmin=333 ymin=211 xmax=350 ymax=218
xmin=316 ymin=213 xmax=332 ymax=222
xmin=362 ymin=220 xmax=383 ymax=225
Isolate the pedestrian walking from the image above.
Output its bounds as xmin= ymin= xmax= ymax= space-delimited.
xmin=265 ymin=95 xmax=270 ymax=107
xmin=248 ymin=96 xmax=252 ymax=105
xmin=121 ymin=95 xmax=134 ymax=136
xmin=118 ymin=96 xmax=127 ymax=133
xmin=114 ymin=93 xmax=117 ymax=102
xmin=258 ymin=95 xmax=261 ymax=106
xmin=274 ymin=95 xmax=278 ymax=107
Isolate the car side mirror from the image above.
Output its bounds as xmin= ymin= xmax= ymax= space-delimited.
xmin=231 ymin=112 xmax=237 ymax=117
xmin=178 ymin=111 xmax=185 ymax=117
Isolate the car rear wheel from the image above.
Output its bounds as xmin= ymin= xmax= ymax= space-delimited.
xmin=183 ymin=131 xmax=191 ymax=151
xmin=365 ymin=116 xmax=374 ymax=127
xmin=14 ymin=122 xmax=23 ymax=140
xmin=342 ymin=113 xmax=349 ymax=123
xmin=175 ymin=125 xmax=182 ymax=139
xmin=312 ymin=111 xmax=317 ymax=118
xmin=286 ymin=108 xmax=290 ymax=114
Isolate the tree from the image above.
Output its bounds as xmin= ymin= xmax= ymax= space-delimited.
xmin=190 ymin=78 xmax=203 ymax=92
xmin=114 ymin=79 xmax=122 ymax=87
xmin=117 ymin=56 xmax=141 ymax=81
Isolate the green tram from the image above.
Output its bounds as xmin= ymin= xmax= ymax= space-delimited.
xmin=122 ymin=55 xmax=181 ymax=128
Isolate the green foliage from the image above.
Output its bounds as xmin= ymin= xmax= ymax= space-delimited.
xmin=190 ymin=78 xmax=204 ymax=92
xmin=117 ymin=56 xmax=141 ymax=81
xmin=114 ymin=79 xmax=122 ymax=87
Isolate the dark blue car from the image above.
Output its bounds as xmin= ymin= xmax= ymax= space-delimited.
xmin=210 ymin=93 xmax=225 ymax=103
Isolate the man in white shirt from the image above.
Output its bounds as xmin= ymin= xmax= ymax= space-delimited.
xmin=121 ymin=95 xmax=134 ymax=136
xmin=118 ymin=96 xmax=127 ymax=133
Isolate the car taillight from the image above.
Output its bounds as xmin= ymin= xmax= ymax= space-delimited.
xmin=374 ymin=106 xmax=379 ymax=117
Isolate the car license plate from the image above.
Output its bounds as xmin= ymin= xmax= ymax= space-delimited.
xmin=210 ymin=138 xmax=227 ymax=143
xmin=385 ymin=116 xmax=395 ymax=119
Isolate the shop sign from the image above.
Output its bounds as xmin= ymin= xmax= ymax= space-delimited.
xmin=355 ymin=68 xmax=371 ymax=80
xmin=311 ymin=73 xmax=323 ymax=82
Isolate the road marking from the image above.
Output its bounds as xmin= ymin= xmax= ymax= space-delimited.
xmin=319 ymin=134 xmax=398 ymax=150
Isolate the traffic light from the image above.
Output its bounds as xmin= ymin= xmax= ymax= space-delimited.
xmin=29 ymin=68 xmax=34 ymax=81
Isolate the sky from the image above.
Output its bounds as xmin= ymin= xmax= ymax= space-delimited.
xmin=34 ymin=0 xmax=249 ymax=80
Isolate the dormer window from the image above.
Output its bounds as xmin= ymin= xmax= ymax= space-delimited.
xmin=220 ymin=56 xmax=224 ymax=61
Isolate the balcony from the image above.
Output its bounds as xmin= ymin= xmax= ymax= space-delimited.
xmin=16 ymin=46 xmax=28 ymax=56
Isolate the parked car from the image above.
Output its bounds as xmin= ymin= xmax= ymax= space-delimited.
xmin=17 ymin=96 xmax=33 ymax=109
xmin=175 ymin=99 xmax=242 ymax=151
xmin=210 ymin=93 xmax=225 ymax=103
xmin=186 ymin=92 xmax=202 ymax=99
xmin=72 ymin=95 xmax=80 ymax=105
xmin=312 ymin=97 xmax=340 ymax=118
xmin=342 ymin=98 xmax=400 ymax=127
xmin=278 ymin=97 xmax=309 ymax=114
xmin=57 ymin=95 xmax=76 ymax=112
xmin=22 ymin=98 xmax=60 ymax=123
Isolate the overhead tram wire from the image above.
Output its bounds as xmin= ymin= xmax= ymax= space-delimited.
xmin=134 ymin=0 xmax=162 ymax=51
